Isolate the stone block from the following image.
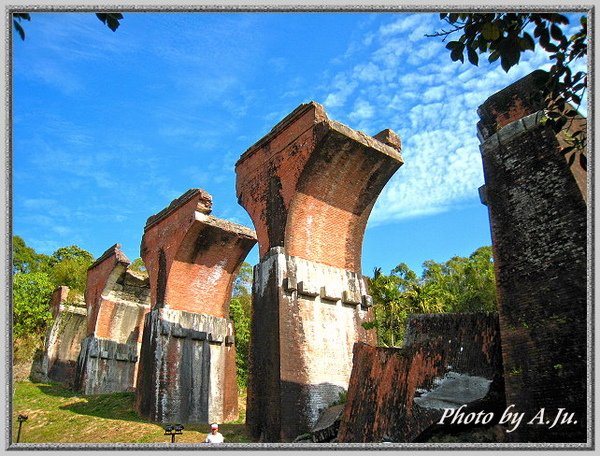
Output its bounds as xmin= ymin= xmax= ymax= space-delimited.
xmin=37 ymin=287 xmax=87 ymax=387
xmin=135 ymin=308 xmax=232 ymax=423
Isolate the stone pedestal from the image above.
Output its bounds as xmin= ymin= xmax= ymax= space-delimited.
xmin=236 ymin=102 xmax=403 ymax=441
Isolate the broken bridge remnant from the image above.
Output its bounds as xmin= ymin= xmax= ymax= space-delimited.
xmin=74 ymin=244 xmax=151 ymax=394
xmin=336 ymin=313 xmax=505 ymax=443
xmin=134 ymin=189 xmax=257 ymax=424
xmin=477 ymin=70 xmax=588 ymax=443
xmin=31 ymin=286 xmax=87 ymax=386
xmin=235 ymin=101 xmax=403 ymax=442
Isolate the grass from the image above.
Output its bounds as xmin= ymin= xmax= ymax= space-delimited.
xmin=11 ymin=380 xmax=252 ymax=444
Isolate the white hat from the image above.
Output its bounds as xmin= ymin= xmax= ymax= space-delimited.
xmin=211 ymin=423 xmax=219 ymax=430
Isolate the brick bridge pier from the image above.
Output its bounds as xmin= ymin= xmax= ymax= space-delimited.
xmin=236 ymin=101 xmax=403 ymax=441
xmin=134 ymin=189 xmax=257 ymax=424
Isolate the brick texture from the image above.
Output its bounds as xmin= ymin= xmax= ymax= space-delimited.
xmin=236 ymin=102 xmax=403 ymax=272
xmin=478 ymin=70 xmax=588 ymax=443
xmin=135 ymin=189 xmax=257 ymax=423
xmin=237 ymin=103 xmax=402 ymax=442
xmin=75 ymin=244 xmax=151 ymax=394
xmin=337 ymin=313 xmax=504 ymax=443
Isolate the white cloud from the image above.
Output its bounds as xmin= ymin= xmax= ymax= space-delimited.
xmin=318 ymin=13 xmax=570 ymax=227
xmin=378 ymin=14 xmax=424 ymax=37
xmin=349 ymin=99 xmax=375 ymax=122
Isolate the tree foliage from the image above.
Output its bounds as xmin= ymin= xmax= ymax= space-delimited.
xmin=229 ymin=261 xmax=253 ymax=389
xmin=129 ymin=258 xmax=147 ymax=274
xmin=13 ymin=271 xmax=54 ymax=338
xmin=13 ymin=12 xmax=123 ymax=40
xmin=13 ymin=235 xmax=51 ymax=274
xmin=365 ymin=246 xmax=497 ymax=347
xmin=12 ymin=236 xmax=95 ymax=338
xmin=430 ymin=12 xmax=587 ymax=154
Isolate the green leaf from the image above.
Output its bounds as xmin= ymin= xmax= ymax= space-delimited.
xmin=481 ymin=22 xmax=501 ymax=41
xmin=550 ymin=24 xmax=563 ymax=41
xmin=445 ymin=40 xmax=462 ymax=50
xmin=552 ymin=13 xmax=570 ymax=25
xmin=450 ymin=47 xmax=464 ymax=63
xmin=539 ymin=28 xmax=552 ymax=50
xmin=96 ymin=13 xmax=123 ymax=32
xmin=467 ymin=46 xmax=479 ymax=66
xmin=14 ymin=13 xmax=31 ymax=21
xmin=488 ymin=49 xmax=500 ymax=63
xmin=520 ymin=33 xmax=535 ymax=51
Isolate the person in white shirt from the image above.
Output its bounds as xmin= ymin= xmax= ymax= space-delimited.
xmin=204 ymin=423 xmax=225 ymax=443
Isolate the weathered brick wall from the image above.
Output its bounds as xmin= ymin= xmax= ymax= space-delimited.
xmin=237 ymin=102 xmax=402 ymax=442
xmin=37 ymin=287 xmax=87 ymax=387
xmin=84 ymin=243 xmax=132 ymax=336
xmin=50 ymin=285 xmax=70 ymax=318
xmin=135 ymin=189 xmax=256 ymax=424
xmin=337 ymin=313 xmax=504 ymax=443
xmin=75 ymin=244 xmax=151 ymax=394
xmin=478 ymin=70 xmax=588 ymax=443
xmin=236 ymin=102 xmax=402 ymax=272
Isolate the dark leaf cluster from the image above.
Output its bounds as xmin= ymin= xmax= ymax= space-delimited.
xmin=13 ymin=11 xmax=123 ymax=41
xmin=432 ymin=13 xmax=587 ymax=156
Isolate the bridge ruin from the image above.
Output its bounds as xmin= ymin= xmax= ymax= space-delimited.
xmin=75 ymin=244 xmax=151 ymax=394
xmin=134 ymin=189 xmax=257 ymax=424
xmin=235 ymin=101 xmax=403 ymax=441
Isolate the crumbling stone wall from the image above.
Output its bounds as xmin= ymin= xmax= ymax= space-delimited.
xmin=337 ymin=313 xmax=504 ymax=443
xmin=32 ymin=286 xmax=87 ymax=386
xmin=477 ymin=70 xmax=588 ymax=442
xmin=236 ymin=102 xmax=403 ymax=442
xmin=134 ymin=189 xmax=256 ymax=424
xmin=75 ymin=244 xmax=151 ymax=394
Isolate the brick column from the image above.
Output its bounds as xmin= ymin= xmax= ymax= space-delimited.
xmin=33 ymin=287 xmax=87 ymax=386
xmin=134 ymin=189 xmax=257 ymax=424
xmin=477 ymin=70 xmax=588 ymax=442
xmin=74 ymin=244 xmax=151 ymax=394
xmin=236 ymin=102 xmax=404 ymax=441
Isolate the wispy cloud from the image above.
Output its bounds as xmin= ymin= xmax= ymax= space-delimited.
xmin=318 ymin=12 xmax=586 ymax=227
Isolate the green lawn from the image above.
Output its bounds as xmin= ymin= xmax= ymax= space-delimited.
xmin=11 ymin=381 xmax=252 ymax=444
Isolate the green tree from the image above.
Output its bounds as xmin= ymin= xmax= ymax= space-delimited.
xmin=13 ymin=271 xmax=54 ymax=338
xmin=13 ymin=235 xmax=51 ymax=274
xmin=366 ymin=246 xmax=497 ymax=347
xmin=431 ymin=12 xmax=587 ymax=155
xmin=47 ymin=245 xmax=94 ymax=292
xmin=50 ymin=245 xmax=94 ymax=266
xmin=229 ymin=262 xmax=253 ymax=388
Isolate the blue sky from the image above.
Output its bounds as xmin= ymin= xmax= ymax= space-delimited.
xmin=12 ymin=11 xmax=587 ymax=276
